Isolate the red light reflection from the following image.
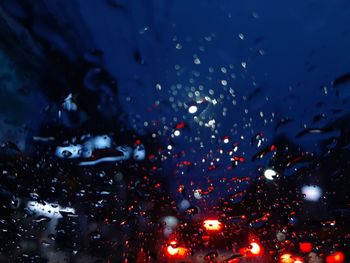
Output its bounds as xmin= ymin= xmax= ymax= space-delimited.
xmin=326 ymin=252 xmax=345 ymax=263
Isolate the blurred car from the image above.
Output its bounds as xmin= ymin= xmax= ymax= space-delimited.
xmin=157 ymin=218 xmax=269 ymax=262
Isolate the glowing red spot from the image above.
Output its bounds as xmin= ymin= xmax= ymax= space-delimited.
xmin=326 ymin=252 xmax=345 ymax=263
xmin=178 ymin=185 xmax=185 ymax=193
xmin=136 ymin=249 xmax=147 ymax=262
xmin=175 ymin=122 xmax=186 ymax=129
xmin=299 ymin=242 xmax=313 ymax=253
xmin=202 ymin=235 xmax=210 ymax=241
xmin=232 ymin=156 xmax=245 ymax=162
xmin=208 ymin=165 xmax=217 ymax=171
xmin=148 ymin=154 xmax=156 ymax=160
xmin=177 ymin=161 xmax=192 ymax=167
xmin=203 ymin=219 xmax=222 ymax=231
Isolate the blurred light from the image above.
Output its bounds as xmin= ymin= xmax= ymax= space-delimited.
xmin=133 ymin=144 xmax=146 ymax=160
xmin=250 ymin=242 xmax=263 ymax=256
xmin=188 ymin=105 xmax=198 ymax=114
xmin=326 ymin=252 xmax=345 ymax=263
xmin=280 ymin=254 xmax=294 ymax=263
xmin=223 ymin=136 xmax=230 ymax=144
xmin=202 ymin=235 xmax=210 ymax=241
xmin=174 ymin=130 xmax=181 ymax=136
xmin=276 ymin=231 xmax=286 ymax=242
xmin=194 ymin=189 xmax=202 ymax=199
xmin=203 ymin=219 xmax=222 ymax=231
xmin=280 ymin=254 xmax=305 ymax=263
xmin=264 ymin=168 xmax=277 ymax=180
xmin=166 ymin=241 xmax=188 ymax=257
xmin=294 ymin=257 xmax=304 ymax=263
xmin=162 ymin=216 xmax=178 ymax=229
xmin=301 ymin=185 xmax=322 ymax=201
xmin=179 ymin=199 xmax=190 ymax=211
xmin=163 ymin=227 xmax=173 ymax=237
xmin=240 ymin=241 xmax=263 ymax=257
xmin=177 ymin=247 xmax=188 ymax=256
xmin=299 ymin=242 xmax=312 ymax=253
xmin=167 ymin=245 xmax=178 ymax=256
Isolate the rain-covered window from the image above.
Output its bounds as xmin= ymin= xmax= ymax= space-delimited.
xmin=0 ymin=1 xmax=349 ymax=262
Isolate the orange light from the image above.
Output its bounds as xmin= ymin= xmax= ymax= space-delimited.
xmin=203 ymin=219 xmax=222 ymax=231
xmin=280 ymin=253 xmax=294 ymax=263
xmin=166 ymin=241 xmax=188 ymax=257
xmin=299 ymin=242 xmax=313 ymax=253
xmin=177 ymin=247 xmax=188 ymax=256
xmin=280 ymin=254 xmax=305 ymax=263
xmin=326 ymin=252 xmax=345 ymax=263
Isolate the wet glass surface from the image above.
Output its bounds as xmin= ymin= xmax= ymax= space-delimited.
xmin=0 ymin=1 xmax=349 ymax=262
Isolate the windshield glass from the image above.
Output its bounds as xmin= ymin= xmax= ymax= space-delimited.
xmin=0 ymin=1 xmax=349 ymax=262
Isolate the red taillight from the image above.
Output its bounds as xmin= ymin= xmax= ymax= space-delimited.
xmin=203 ymin=219 xmax=222 ymax=231
xmin=326 ymin=252 xmax=345 ymax=263
xmin=239 ymin=241 xmax=263 ymax=257
xmin=299 ymin=242 xmax=313 ymax=253
xmin=166 ymin=241 xmax=188 ymax=257
xmin=250 ymin=242 xmax=263 ymax=256
xmin=166 ymin=240 xmax=178 ymax=256
xmin=167 ymin=245 xmax=178 ymax=256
